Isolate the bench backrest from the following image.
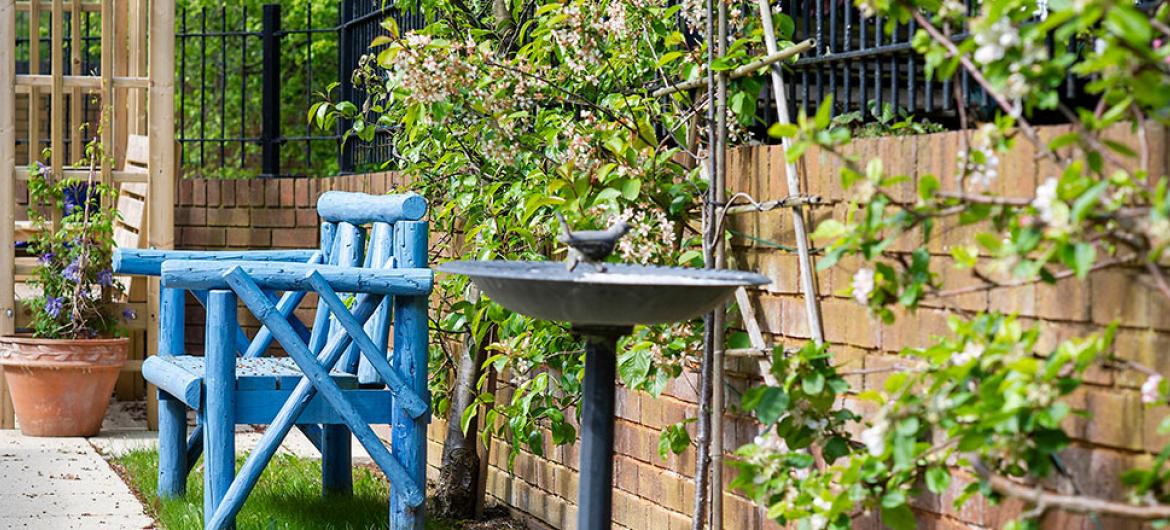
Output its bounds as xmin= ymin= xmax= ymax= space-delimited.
xmin=309 ymin=191 xmax=427 ymax=383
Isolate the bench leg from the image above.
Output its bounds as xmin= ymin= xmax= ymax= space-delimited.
xmin=158 ymin=391 xmax=188 ymax=498
xmin=321 ymin=425 xmax=353 ymax=496
xmin=204 ymin=290 xmax=237 ymax=530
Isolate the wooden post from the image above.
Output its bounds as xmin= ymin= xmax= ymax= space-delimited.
xmin=0 ymin=0 xmax=17 ymax=429
xmin=99 ymin=0 xmax=112 ymax=187
xmin=390 ymin=220 xmax=429 ymax=530
xmin=27 ymin=0 xmax=40 ymax=164
xmin=69 ymin=0 xmax=81 ymax=163
xmin=203 ymin=289 xmax=237 ymax=526
xmin=147 ymin=0 xmax=176 ymax=430
xmin=50 ymin=0 xmax=62 ymax=192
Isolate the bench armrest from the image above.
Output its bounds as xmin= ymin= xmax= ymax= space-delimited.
xmin=159 ymin=260 xmax=432 ymax=296
xmin=114 ymin=248 xmax=320 ymax=276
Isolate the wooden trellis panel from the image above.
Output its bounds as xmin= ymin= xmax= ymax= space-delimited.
xmin=0 ymin=0 xmax=175 ymax=429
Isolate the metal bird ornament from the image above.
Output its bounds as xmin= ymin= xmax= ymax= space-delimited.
xmin=555 ymin=213 xmax=631 ymax=272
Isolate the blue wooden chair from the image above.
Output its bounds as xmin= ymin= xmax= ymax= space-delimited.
xmin=113 ymin=191 xmax=433 ymax=530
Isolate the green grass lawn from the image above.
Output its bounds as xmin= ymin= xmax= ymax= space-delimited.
xmin=114 ymin=449 xmax=455 ymax=530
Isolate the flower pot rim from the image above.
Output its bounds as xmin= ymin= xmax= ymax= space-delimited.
xmin=0 ymin=335 xmax=130 ymax=368
xmin=0 ymin=335 xmax=130 ymax=345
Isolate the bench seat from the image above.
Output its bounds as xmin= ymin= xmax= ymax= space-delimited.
xmin=143 ymin=355 xmax=359 ymax=409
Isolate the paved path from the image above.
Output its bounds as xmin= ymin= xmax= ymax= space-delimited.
xmin=0 ymin=432 xmax=155 ymax=529
xmin=0 ymin=400 xmax=388 ymax=530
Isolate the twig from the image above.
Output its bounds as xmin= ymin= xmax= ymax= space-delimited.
xmin=909 ymin=9 xmax=1062 ymax=167
xmin=651 ymin=40 xmax=816 ymax=98
xmin=937 ymin=191 xmax=1032 ymax=206
xmin=972 ymin=459 xmax=1170 ymax=520
xmin=931 ymin=254 xmax=1134 ymax=299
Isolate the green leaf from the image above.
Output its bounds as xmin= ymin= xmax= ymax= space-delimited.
xmin=1105 ymin=5 xmax=1151 ymax=46
xmin=1072 ymin=242 xmax=1096 ymax=279
xmin=926 ymin=467 xmax=951 ymax=494
xmin=822 ymin=436 xmax=850 ymax=463
xmin=1070 ymin=181 xmax=1108 ymax=224
xmin=746 ymin=386 xmax=790 ymax=424
xmin=879 ymin=504 xmax=916 ymax=530
xmin=802 ymin=372 xmax=825 ymax=395
xmin=620 ymin=179 xmax=642 ymax=201
xmin=810 ymin=219 xmax=848 ymax=241
xmin=768 ymin=123 xmax=798 ymax=138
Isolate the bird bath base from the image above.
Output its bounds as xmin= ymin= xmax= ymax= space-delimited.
xmin=575 ymin=325 xmax=632 ymax=530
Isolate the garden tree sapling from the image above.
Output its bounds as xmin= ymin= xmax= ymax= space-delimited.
xmin=314 ymin=0 xmax=798 ymax=516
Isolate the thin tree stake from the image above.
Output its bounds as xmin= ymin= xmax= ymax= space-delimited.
xmin=754 ymin=0 xmax=826 ymax=345
xmin=692 ymin=0 xmax=721 ymax=524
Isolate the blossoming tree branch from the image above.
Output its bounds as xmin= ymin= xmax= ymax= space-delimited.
xmin=318 ymin=0 xmax=1170 ymax=526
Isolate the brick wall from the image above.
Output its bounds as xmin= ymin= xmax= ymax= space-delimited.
xmin=423 ymin=125 xmax=1170 ymax=530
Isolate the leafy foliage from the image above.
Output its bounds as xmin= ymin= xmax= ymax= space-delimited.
xmin=732 ymin=0 xmax=1170 ymax=525
xmin=24 ymin=135 xmax=126 ymax=339
xmin=318 ymin=0 xmax=802 ymax=464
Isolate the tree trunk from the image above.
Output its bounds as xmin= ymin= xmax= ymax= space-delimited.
xmin=432 ymin=305 xmax=487 ymax=519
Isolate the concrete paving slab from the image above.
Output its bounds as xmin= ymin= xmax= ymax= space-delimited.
xmin=0 ymin=431 xmax=154 ymax=529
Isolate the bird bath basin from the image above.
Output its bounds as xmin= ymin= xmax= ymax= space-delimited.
xmin=438 ymin=260 xmax=769 ymax=326
xmin=438 ymin=258 xmax=768 ymax=530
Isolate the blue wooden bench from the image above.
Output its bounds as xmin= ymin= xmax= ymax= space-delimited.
xmin=114 ymin=191 xmax=432 ymax=530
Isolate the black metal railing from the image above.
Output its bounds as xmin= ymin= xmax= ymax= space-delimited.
xmin=176 ymin=3 xmax=341 ymax=179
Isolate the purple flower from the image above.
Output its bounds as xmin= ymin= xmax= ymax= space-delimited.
xmin=44 ymin=296 xmax=63 ymax=318
xmin=97 ymin=269 xmax=113 ymax=286
xmin=122 ymin=308 xmax=137 ymax=320
xmin=63 ymin=259 xmax=82 ymax=282
xmin=37 ymin=252 xmax=54 ymax=265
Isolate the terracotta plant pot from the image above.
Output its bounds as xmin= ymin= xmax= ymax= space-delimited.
xmin=0 ymin=336 xmax=129 ymax=437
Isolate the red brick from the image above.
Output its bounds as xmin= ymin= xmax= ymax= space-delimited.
xmin=235 ymin=180 xmax=253 ymax=207
xmin=175 ymin=206 xmax=206 ymax=227
xmin=227 ymin=227 xmax=271 ymax=248
xmin=180 ymin=226 xmax=226 ymax=248
xmin=269 ymin=228 xmax=318 ymax=249
xmin=178 ymin=178 xmax=194 ymax=206
xmin=280 ymin=179 xmax=295 ymax=207
xmin=1090 ymin=268 xmax=1150 ymax=327
xmin=252 ymin=209 xmax=296 ymax=228
xmin=206 ymin=208 xmax=250 ymax=227
xmin=294 ymin=178 xmax=312 ymax=207
xmin=221 ymin=180 xmax=236 ymax=207
xmin=192 ymin=179 xmax=206 ymax=206
xmin=206 ymin=180 xmax=221 ymax=206
xmin=295 ymin=208 xmax=318 ymax=228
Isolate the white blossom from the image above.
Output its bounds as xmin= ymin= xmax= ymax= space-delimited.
xmin=852 ymin=268 xmax=875 ymax=305
xmin=1142 ymin=374 xmax=1163 ymax=404
xmin=860 ymin=420 xmax=887 ymax=456
xmin=973 ymin=18 xmax=1018 ymax=65
xmin=1032 ymin=177 xmax=1061 ymax=225
xmin=952 ymin=341 xmax=985 ymax=365
xmin=810 ymin=514 xmax=828 ymax=530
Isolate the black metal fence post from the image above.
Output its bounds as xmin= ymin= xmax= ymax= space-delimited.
xmin=337 ymin=0 xmax=356 ymax=174
xmin=261 ymin=4 xmax=281 ymax=177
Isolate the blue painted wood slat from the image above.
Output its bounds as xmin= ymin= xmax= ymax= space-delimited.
xmin=204 ymin=290 xmax=238 ymax=528
xmin=390 ymin=221 xmax=430 ymax=530
xmin=316 ymin=191 xmax=427 ymax=225
xmin=162 ymin=260 xmax=432 ymax=296
xmin=114 ymin=248 xmax=318 ymax=276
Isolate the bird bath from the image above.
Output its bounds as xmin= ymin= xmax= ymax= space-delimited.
xmin=438 ymin=257 xmax=768 ymax=530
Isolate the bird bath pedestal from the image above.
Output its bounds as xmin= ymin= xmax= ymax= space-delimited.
xmin=439 ymin=257 xmax=768 ymax=530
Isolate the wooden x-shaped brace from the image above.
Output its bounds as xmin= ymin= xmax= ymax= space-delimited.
xmin=203 ymin=266 xmax=427 ymax=529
